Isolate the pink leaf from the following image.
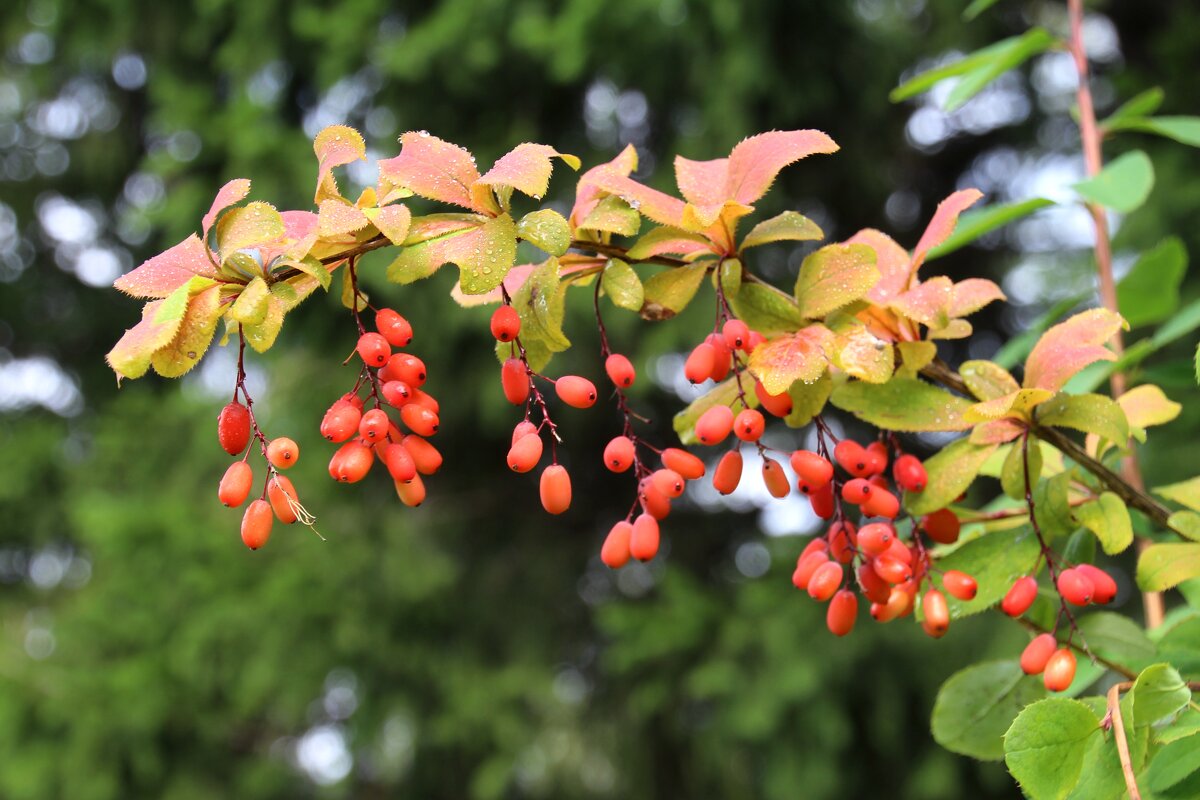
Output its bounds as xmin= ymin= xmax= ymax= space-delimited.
xmin=725 ymin=130 xmax=839 ymax=206
xmin=114 ymin=234 xmax=219 ymax=299
xmin=911 ymin=189 xmax=983 ymax=274
xmin=261 ymin=211 xmax=319 ymax=266
xmin=202 ymin=179 xmax=251 ymax=244
xmin=970 ymin=419 xmax=1025 ymax=445
xmin=571 ymin=144 xmax=638 ymax=228
xmin=890 ymin=277 xmax=953 ymax=328
xmin=378 ymin=132 xmax=483 ymax=212
xmin=387 ymin=213 xmax=517 ymax=295
xmin=747 ymin=324 xmax=834 ymax=395
xmin=317 ymin=199 xmax=370 ymax=237
xmin=674 ymin=156 xmax=729 ymax=208
xmin=476 ymin=143 xmax=579 ymax=200
xmin=1023 ymin=308 xmax=1126 ymax=392
xmin=586 ymin=170 xmax=687 ymax=229
xmin=847 ymin=229 xmax=910 ymax=304
xmin=949 ymin=278 xmax=1006 ymax=318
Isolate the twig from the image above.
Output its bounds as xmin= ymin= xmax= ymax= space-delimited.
xmin=1106 ymin=681 xmax=1141 ymax=800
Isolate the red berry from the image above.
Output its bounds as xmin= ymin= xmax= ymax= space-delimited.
xmin=695 ymin=405 xmax=735 ymax=445
xmin=651 ymin=469 xmax=686 ymax=499
xmin=241 ymin=499 xmax=273 ymax=550
xmin=762 ymin=457 xmax=790 ymax=498
xmin=329 ymin=440 xmax=374 ymax=483
xmin=1043 ymin=649 xmax=1077 ymax=692
xmin=601 ymin=521 xmax=633 ymax=569
xmin=943 ymin=570 xmax=978 ymax=601
xmin=922 ymin=589 xmax=950 ymax=638
xmin=512 ymin=420 xmax=538 ymax=444
xmin=923 ymin=508 xmax=961 ymax=544
xmin=267 ymin=474 xmax=299 ymax=524
xmin=507 ymin=433 xmax=544 ymax=473
xmin=1001 ymin=576 xmax=1039 ymax=617
xmin=893 ymin=454 xmax=928 ymax=493
xmin=1057 ymin=568 xmax=1094 ymax=606
xmin=375 ymin=308 xmax=413 ymax=348
xmin=873 ymin=555 xmax=912 ymax=585
xmin=857 ymin=522 xmax=893 ymax=557
xmin=359 ymin=408 xmax=390 ymax=442
xmin=266 ymin=437 xmax=299 ymax=469
xmin=856 ymin=561 xmax=893 ymax=604
xmin=792 ymin=550 xmax=829 ymax=590
xmin=828 ymin=521 xmax=857 ymax=564
xmin=790 ymin=450 xmax=833 ymax=488
xmin=383 ymin=442 xmax=417 ymax=482
xmin=807 ymin=561 xmax=843 ymax=601
xmin=356 ymin=332 xmax=391 ymax=367
xmin=394 ymin=473 xmax=426 ymax=507
xmin=218 ymin=461 xmax=253 ymax=507
xmin=388 ymin=354 xmax=426 ymax=388
xmin=734 ymin=409 xmax=765 ymax=442
xmin=661 ymin=448 xmax=705 ymax=480
xmin=800 ymin=537 xmax=828 ymax=560
xmin=630 ymin=514 xmax=660 ymax=561
xmin=746 ymin=331 xmax=766 ymax=352
xmin=864 ymin=441 xmax=888 ymax=476
xmin=605 ymin=353 xmax=636 ymax=388
xmin=1021 ymin=633 xmax=1058 ymax=675
xmin=638 ymin=478 xmax=672 ymax=520
xmin=809 ymin=481 xmax=835 ymax=519
xmin=490 ymin=304 xmax=521 ymax=342
xmin=827 ymin=590 xmax=858 ymax=636
xmin=704 ymin=334 xmax=732 ymax=381
xmin=402 ymin=435 xmax=442 ymax=475
xmin=603 ymin=436 xmax=637 ymax=472
xmin=1077 ymin=564 xmax=1117 ymax=604
xmin=400 ymin=404 xmax=439 ymax=437
xmin=321 ymin=403 xmax=362 ymax=442
xmin=834 ymin=440 xmax=871 ymax=478
xmin=713 ymin=450 xmax=743 ymax=495
xmin=501 ymin=358 xmax=529 ymax=405
xmin=862 ymin=487 xmax=900 ymax=519
xmin=381 ymin=381 xmax=413 ymax=408
xmin=722 ymin=319 xmax=750 ymax=351
xmin=841 ymin=477 xmax=873 ymax=505
xmin=540 ymin=464 xmax=572 ymax=515
xmin=684 ymin=342 xmax=717 ymax=384
xmin=556 ymin=375 xmax=597 ymax=409
xmin=754 ymin=380 xmax=792 ymax=417
xmin=217 ymin=401 xmax=252 ymax=455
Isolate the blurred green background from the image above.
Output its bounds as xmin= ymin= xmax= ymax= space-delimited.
xmin=1 ymin=1 xmax=1196 ymax=797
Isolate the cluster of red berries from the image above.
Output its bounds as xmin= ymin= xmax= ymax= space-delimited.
xmin=317 ymin=306 xmax=443 ymax=508
xmin=682 ymin=319 xmax=765 ymax=384
xmin=1000 ymin=564 xmax=1118 ymax=691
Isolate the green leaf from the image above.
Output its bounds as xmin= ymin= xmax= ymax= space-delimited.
xmin=727 ymin=282 xmax=805 ymax=334
xmin=1072 ymin=150 xmax=1155 ymax=213
xmin=1036 ymin=392 xmax=1129 ymax=446
xmin=1075 ymin=612 xmax=1157 ymax=672
xmin=1104 ymin=88 xmax=1165 ymax=125
xmin=717 ymin=258 xmax=742 ymax=299
xmin=1105 ymin=116 xmax=1200 ymax=148
xmin=1170 ymin=511 xmax=1200 ymax=542
xmin=150 ymin=284 xmax=224 ymax=378
xmin=503 ymin=258 xmax=569 ymax=371
xmin=1033 ymin=472 xmax=1074 ymax=541
xmin=1132 ymin=663 xmax=1191 ymax=725
xmin=626 ymin=226 xmax=711 ymax=261
xmin=1156 ymin=477 xmax=1200 ymax=512
xmin=1146 ymin=734 xmax=1200 ymax=793
xmin=784 ymin=373 xmax=832 ymax=428
xmin=1117 ymin=237 xmax=1188 ymax=328
xmin=215 ymin=201 xmax=285 ymax=263
xmin=672 ymin=378 xmax=755 ymax=446
xmin=516 ymin=209 xmax=570 ymax=256
xmin=1063 ymin=721 xmax=1132 ymax=800
xmin=931 ymin=660 xmax=1046 ymax=760
xmin=1161 ymin=708 xmax=1200 ymax=744
xmin=944 ymin=28 xmax=1056 ymax=111
xmin=578 ymin=195 xmax=641 ymax=236
xmin=229 ymin=277 xmax=270 ymax=325
xmin=1157 ymin=619 xmax=1200 ymax=682
xmin=739 ymin=211 xmax=824 ymax=250
xmin=896 ymin=340 xmax=937 ymax=377
xmin=1001 ymin=436 xmax=1039 ymax=500
xmin=639 ymin=262 xmax=710 ymax=321
xmin=890 ymin=29 xmax=1053 ymax=105
xmin=1072 ymin=493 xmax=1134 ymax=555
xmin=830 ymin=377 xmax=974 ymax=433
xmin=1139 ymin=544 xmax=1200 ymax=592
xmin=937 ymin=526 xmax=1042 ymax=618
xmin=925 ymin=198 xmax=1054 ymax=261
xmin=960 ymin=359 xmax=1020 ymax=400
xmin=963 ymin=0 xmax=1004 ymax=21
xmin=600 ymin=259 xmax=644 ymax=312
xmin=905 ymin=438 xmax=998 ymax=515
xmin=388 ymin=213 xmax=518 ymax=295
xmin=793 ymin=243 xmax=879 ymax=319
xmin=747 ymin=325 xmax=834 ymax=395
xmin=1004 ymin=697 xmax=1098 ymax=800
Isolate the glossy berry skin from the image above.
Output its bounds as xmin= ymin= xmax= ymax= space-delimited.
xmin=722 ymin=319 xmax=750 ymax=351
xmin=381 ymin=381 xmax=413 ymax=408
xmin=1057 ymin=568 xmax=1094 ymax=606
xmin=841 ymin=478 xmax=873 ymax=505
xmin=638 ymin=480 xmax=672 ymax=520
xmin=684 ymin=342 xmax=717 ymax=384
xmin=864 ymin=441 xmax=888 ymax=476
xmin=630 ymin=514 xmax=661 ymax=562
xmin=501 ymin=359 xmax=529 ymax=405
xmin=800 ymin=537 xmax=828 ymax=561
xmin=329 ymin=441 xmax=374 ymax=483
xmin=857 ymin=562 xmax=893 ymax=604
xmin=826 ymin=590 xmax=858 ymax=637
xmin=807 ymin=561 xmax=844 ymax=602
xmin=695 ymin=405 xmax=735 ymax=446
xmin=540 ymin=464 xmax=572 ymax=515
xmin=400 ymin=404 xmax=439 ymax=437
xmin=828 ymin=521 xmax=857 ymax=564
xmin=873 ymin=556 xmax=912 ymax=585
xmin=267 ymin=475 xmax=299 ymax=524
xmin=857 ymin=522 xmax=893 ymax=557
xmin=651 ymin=469 xmax=686 ymax=499
xmin=1001 ymin=576 xmax=1039 ymax=617
xmin=704 ymin=334 xmax=731 ymax=381
xmin=809 ymin=482 xmax=835 ymax=519
xmin=712 ymin=450 xmax=743 ymax=495
xmin=356 ymin=332 xmax=391 ymax=367
xmin=834 ymin=440 xmax=871 ymax=478
xmin=1077 ymin=564 xmax=1118 ymax=604
xmin=791 ymin=450 xmax=833 ymax=488
xmin=601 ymin=521 xmax=633 ymax=569
xmin=375 ymin=308 xmax=413 ymax=348
xmin=605 ymin=353 xmax=636 ymax=388
xmin=383 ymin=443 xmax=417 ymax=483
xmin=266 ymin=437 xmax=299 ymax=469
xmin=507 ymin=433 xmax=543 ymax=473
xmin=661 ymin=448 xmax=705 ymax=480
xmin=321 ymin=403 xmax=362 ymax=442
xmin=893 ymin=454 xmax=928 ymax=492
xmin=217 ymin=402 xmax=252 ymax=455
xmin=734 ymin=409 xmax=765 ymax=442
xmin=1021 ymin=634 xmax=1058 ymax=675
xmin=1043 ymin=648 xmax=1077 ymax=692
xmin=402 ymin=435 xmax=442 ymax=475
xmin=389 ymin=354 xmax=427 ymax=388
xmin=604 ymin=436 xmax=637 ymax=472
xmin=943 ymin=570 xmax=979 ymax=601
xmin=512 ymin=420 xmax=538 ymax=444
xmin=762 ymin=457 xmax=790 ymax=498
xmin=556 ymin=376 xmax=598 ymax=409
xmin=218 ymin=461 xmax=253 ymax=507
xmin=241 ymin=499 xmax=273 ymax=550
xmin=359 ymin=409 xmax=390 ymax=442
xmin=922 ymin=589 xmax=950 ymax=638
xmin=923 ymin=508 xmax=961 ymax=545
xmin=792 ymin=551 xmax=829 ymax=590
xmin=862 ymin=488 xmax=900 ymax=519
xmin=490 ymin=304 xmax=521 ymax=342
xmin=395 ymin=473 xmax=426 ymax=507
xmin=754 ymin=381 xmax=792 ymax=417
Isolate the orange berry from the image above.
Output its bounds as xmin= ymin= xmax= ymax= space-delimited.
xmin=809 ymin=481 xmax=835 ymax=519
xmin=605 ymin=353 xmax=636 ymax=388
xmin=922 ymin=589 xmax=950 ymax=638
xmin=1077 ymin=564 xmax=1117 ymax=604
xmin=501 ymin=358 xmax=529 ymax=405
xmin=490 ymin=304 xmax=521 ymax=342
xmin=841 ymin=477 xmax=872 ymax=505
xmin=834 ymin=440 xmax=871 ymax=478
xmin=695 ymin=405 xmax=735 ymax=445
xmin=328 ymin=440 xmax=374 ymax=483
xmin=862 ymin=487 xmax=900 ymax=519
xmin=754 ymin=380 xmax=792 ymax=417
xmin=791 ymin=450 xmax=833 ymax=488
xmin=375 ymin=308 xmax=413 ymax=348
xmin=857 ymin=522 xmax=894 ymax=557
xmin=1001 ymin=576 xmax=1039 ymax=617
xmin=722 ymin=319 xmax=750 ymax=351
xmin=394 ymin=473 xmax=426 ymax=507
xmin=512 ymin=420 xmax=538 ymax=445
xmin=827 ymin=589 xmax=858 ymax=636
xmin=217 ymin=401 xmax=252 ymax=455
xmin=240 ymin=499 xmax=273 ymax=550
xmin=400 ymin=403 xmax=439 ymax=437
xmin=630 ymin=514 xmax=660 ymax=561
xmin=1043 ymin=648 xmax=1077 ymax=692
xmin=507 ymin=433 xmax=543 ymax=473
xmin=828 ymin=521 xmax=857 ymax=564
xmin=1020 ymin=633 xmax=1058 ymax=675
xmin=603 ymin=436 xmax=636 ymax=472
xmin=762 ymin=457 xmax=790 ymax=498
xmin=807 ymin=561 xmax=843 ymax=601
xmin=359 ymin=408 xmax=390 ymax=442
xmin=856 ymin=561 xmax=893 ymax=604
xmin=639 ymin=480 xmax=672 ymax=520
xmin=321 ymin=403 xmax=361 ymax=442
xmin=651 ymin=468 xmax=686 ymax=498
xmin=943 ymin=570 xmax=978 ymax=601
xmin=684 ymin=342 xmax=716 ymax=384
xmin=540 ymin=464 xmax=572 ymax=515
xmin=873 ymin=555 xmax=912 ymax=585
xmin=734 ymin=408 xmax=765 ymax=442
xmin=661 ymin=448 xmax=705 ymax=480
xmin=1057 ymin=568 xmax=1094 ymax=606
xmin=218 ymin=461 xmax=253 ymax=507
xmin=712 ymin=449 xmax=743 ymax=495
xmin=792 ymin=550 xmax=829 ymax=590
xmin=409 ymin=389 xmax=439 ymax=414
xmin=746 ymin=330 xmax=766 ymax=352
xmin=356 ymin=332 xmax=391 ymax=367
xmin=402 ymin=435 xmax=442 ymax=475
xmin=601 ymin=521 xmax=633 ymax=569
xmin=389 ymin=354 xmax=427 ymax=388
xmin=800 ymin=537 xmax=829 ymax=560
xmin=267 ymin=474 xmax=299 ymax=524
xmin=555 ymin=375 xmax=597 ymax=409
xmin=381 ymin=381 xmax=413 ymax=408
xmin=864 ymin=441 xmax=888 ymax=476
xmin=923 ymin=508 xmax=961 ymax=544
xmin=383 ymin=442 xmax=417 ymax=482
xmin=266 ymin=437 xmax=299 ymax=469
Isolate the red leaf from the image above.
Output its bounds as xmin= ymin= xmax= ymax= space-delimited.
xmin=725 ymin=130 xmax=839 ymax=205
xmin=378 ymin=132 xmax=483 ymax=212
xmin=747 ymin=324 xmax=834 ymax=395
xmin=847 ymin=228 xmax=911 ymax=304
xmin=1023 ymin=308 xmax=1126 ymax=392
xmin=113 ymin=234 xmax=218 ymax=299
xmin=476 ymin=143 xmax=579 ymax=200
xmin=586 ymin=169 xmax=687 ymax=229
xmin=911 ymin=189 xmax=983 ymax=273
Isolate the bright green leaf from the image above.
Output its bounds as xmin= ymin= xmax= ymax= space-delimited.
xmin=1132 ymin=663 xmax=1191 ymax=725
xmin=1036 ymin=392 xmax=1129 ymax=445
xmin=905 ymin=437 xmax=998 ymax=515
xmin=784 ymin=374 xmax=832 ymax=428
xmin=727 ymin=282 xmax=805 ymax=334
xmin=1145 ymin=733 xmax=1200 ymax=793
xmin=830 ymin=377 xmax=974 ymax=432
xmin=1075 ymin=612 xmax=1156 ymax=672
xmin=215 ymin=201 xmax=285 ymax=263
xmin=890 ymin=29 xmax=1053 ymax=106
xmin=931 ymin=660 xmax=1046 ymax=760
xmin=600 ymin=259 xmax=644 ymax=312
xmin=1104 ymin=88 xmax=1165 ymax=125
xmin=1105 ymin=115 xmax=1200 ymax=148
xmin=150 ymin=284 xmax=224 ymax=378
xmin=944 ymin=28 xmax=1056 ymax=111
xmin=1170 ymin=511 xmax=1200 ymax=542
xmin=673 ymin=378 xmax=756 ymax=446
xmin=1073 ymin=493 xmax=1134 ymax=554
xmin=1004 ymin=697 xmax=1098 ymax=800
xmin=388 ymin=213 xmax=518 ymax=296
xmin=960 ymin=359 xmax=1020 ymax=401
xmin=937 ymin=526 xmax=1042 ymax=618
xmin=1072 ymin=150 xmax=1155 ymax=213
xmin=503 ymin=258 xmax=569 ymax=371
xmin=516 ymin=209 xmax=571 ymax=256
xmin=1156 ymin=477 xmax=1200 ymax=512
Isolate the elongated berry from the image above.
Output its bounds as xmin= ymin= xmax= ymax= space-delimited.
xmin=734 ymin=409 xmax=765 ymax=442
xmin=375 ymin=308 xmax=413 ymax=348
xmin=1001 ymin=576 xmax=1039 ymax=617
xmin=605 ymin=353 xmax=636 ymax=388
xmin=661 ymin=448 xmax=705 ymax=480
xmin=651 ymin=469 xmax=686 ymax=499
xmin=923 ymin=508 xmax=960 ymax=544
xmin=410 ymin=389 xmax=439 ymax=414
xmin=400 ymin=404 xmax=439 ymax=437
xmin=834 ymin=440 xmax=871 ymax=478
xmin=857 ymin=522 xmax=893 ymax=557
xmin=556 ymin=376 xmax=597 ymax=409
xmin=695 ymin=405 xmax=735 ymax=445
xmin=857 ymin=561 xmax=892 ymax=604
xmin=942 ymin=570 xmax=978 ymax=601
xmin=512 ymin=420 xmax=538 ymax=444
xmin=601 ymin=521 xmax=633 ymax=569
xmin=540 ymin=464 xmax=572 ymax=515
xmin=327 ymin=440 xmax=371 ymax=483
xmin=809 ymin=481 xmax=835 ymax=519
xmin=754 ymin=380 xmax=792 ymax=417
xmin=603 ymin=436 xmax=636 ymax=472
xmin=793 ymin=550 xmax=829 ymax=590
xmin=268 ymin=474 xmax=299 ymax=524
xmin=218 ymin=401 xmax=252 ymax=455
xmin=357 ymin=332 xmax=391 ymax=367
xmin=722 ymin=319 xmax=750 ymax=351
xmin=762 ymin=457 xmax=790 ymax=498
xmin=807 ymin=561 xmax=843 ymax=601
xmin=862 ymin=487 xmax=900 ymax=519
xmin=241 ymin=499 xmax=273 ymax=550
xmin=507 ymin=433 xmax=543 ymax=473
xmin=389 ymin=354 xmax=427 ymax=388
xmin=402 ymin=435 xmax=443 ymax=475
xmin=1021 ymin=633 xmax=1058 ymax=675
xmin=267 ymin=437 xmax=299 ymax=469
xmin=359 ymin=408 xmax=390 ymax=442
xmin=827 ymin=590 xmax=858 ymax=636
xmin=746 ymin=331 xmax=766 ymax=352
xmin=501 ymin=358 xmax=529 ymax=405
xmin=886 ymin=536 xmax=914 ymax=565
xmin=713 ymin=450 xmax=743 ymax=495
xmin=321 ymin=403 xmax=361 ymax=442
xmin=1057 ymin=568 xmax=1094 ymax=606
xmin=395 ymin=473 xmax=426 ymax=507
xmin=864 ymin=441 xmax=888 ymax=476
xmin=639 ymin=479 xmax=672 ymax=520
xmin=1077 ymin=564 xmax=1117 ymax=604
xmin=828 ymin=521 xmax=857 ymax=564
xmin=841 ymin=477 xmax=872 ymax=505
xmin=704 ymin=334 xmax=732 ymax=381
xmin=893 ymin=454 xmax=927 ymax=492
xmin=790 ymin=450 xmax=833 ymax=488
xmin=800 ymin=537 xmax=828 ymax=560
xmin=873 ymin=555 xmax=912 ymax=585
xmin=683 ymin=343 xmax=716 ymax=384
xmin=382 ymin=381 xmax=413 ymax=408
xmin=384 ymin=442 xmax=417 ymax=482
xmin=1043 ymin=649 xmax=1077 ymax=692
xmin=630 ymin=514 xmax=660 ymax=561
xmin=490 ymin=304 xmax=521 ymax=342
xmin=922 ymin=589 xmax=950 ymax=638
xmin=218 ymin=461 xmax=253 ymax=507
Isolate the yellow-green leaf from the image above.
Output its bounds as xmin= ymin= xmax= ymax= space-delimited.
xmin=502 ymin=258 xmax=569 ymax=371
xmin=1168 ymin=511 xmax=1200 ymax=542
xmin=1139 ymin=544 xmax=1200 ymax=591
xmin=362 ymin=204 xmax=412 ymax=246
xmin=831 ymin=377 xmax=974 ymax=433
xmin=1073 ymin=492 xmax=1134 ymax=554
xmin=1036 ymin=392 xmax=1129 ymax=445
xmin=151 ymin=284 xmax=224 ymax=377
xmin=640 ymin=262 xmax=709 ymax=320
xmin=216 ymin=202 xmax=285 ymax=263
xmin=905 ymin=438 xmax=998 ymax=515
xmin=388 ymin=212 xmax=517 ymax=295
xmin=1156 ymin=477 xmax=1200 ymax=512
xmin=896 ymin=340 xmax=938 ymax=378
xmin=784 ymin=373 xmax=832 ymax=428
xmin=673 ymin=377 xmax=756 ymax=445
xmin=106 ymin=280 xmax=201 ymax=381
xmin=963 ymin=388 xmax=1054 ymax=423
xmin=230 ymin=276 xmax=270 ymax=325
xmin=740 ymin=210 xmax=824 ymax=250
xmin=1001 ymin=436 xmax=1039 ymax=500
xmin=516 ymin=209 xmax=571 ymax=256
xmin=833 ymin=325 xmax=894 ymax=383
xmin=578 ymin=195 xmax=640 ymax=236
xmin=600 ymin=259 xmax=644 ymax=312
xmin=1119 ymin=384 xmax=1181 ymax=431
xmin=960 ymin=359 xmax=1020 ymax=401
xmin=794 ymin=243 xmax=879 ymax=319
xmin=727 ymin=282 xmax=805 ymax=334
